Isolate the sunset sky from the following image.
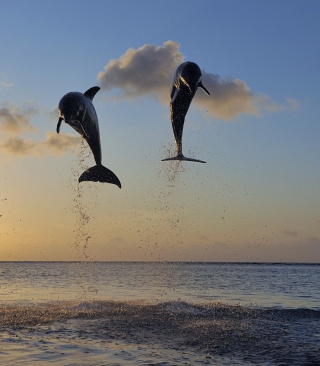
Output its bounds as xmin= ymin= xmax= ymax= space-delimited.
xmin=0 ymin=0 xmax=319 ymax=262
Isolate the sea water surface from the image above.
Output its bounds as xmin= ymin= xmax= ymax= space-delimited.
xmin=0 ymin=262 xmax=319 ymax=365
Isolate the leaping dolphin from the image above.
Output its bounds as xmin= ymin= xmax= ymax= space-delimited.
xmin=57 ymin=86 xmax=121 ymax=188
xmin=162 ymin=61 xmax=210 ymax=163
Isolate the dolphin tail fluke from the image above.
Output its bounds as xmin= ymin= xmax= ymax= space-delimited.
xmin=78 ymin=164 xmax=121 ymax=188
xmin=161 ymin=154 xmax=206 ymax=163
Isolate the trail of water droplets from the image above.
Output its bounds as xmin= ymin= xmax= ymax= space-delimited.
xmin=66 ymin=139 xmax=101 ymax=298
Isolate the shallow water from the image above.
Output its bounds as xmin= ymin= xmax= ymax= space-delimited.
xmin=1 ymin=262 xmax=320 ymax=365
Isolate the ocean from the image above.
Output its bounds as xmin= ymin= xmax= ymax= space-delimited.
xmin=0 ymin=262 xmax=319 ymax=365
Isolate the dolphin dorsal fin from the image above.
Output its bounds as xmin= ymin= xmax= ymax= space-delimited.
xmin=84 ymin=86 xmax=100 ymax=101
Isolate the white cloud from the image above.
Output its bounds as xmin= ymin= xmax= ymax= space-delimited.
xmin=255 ymin=95 xmax=301 ymax=113
xmin=0 ymin=132 xmax=80 ymax=157
xmin=98 ymin=40 xmax=183 ymax=103
xmin=0 ymin=101 xmax=80 ymax=158
xmin=0 ymin=101 xmax=38 ymax=134
xmin=40 ymin=131 xmax=81 ymax=156
xmin=0 ymin=137 xmax=37 ymax=156
xmin=195 ymin=73 xmax=259 ymax=120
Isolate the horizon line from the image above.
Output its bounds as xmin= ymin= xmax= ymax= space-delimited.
xmin=0 ymin=261 xmax=319 ymax=265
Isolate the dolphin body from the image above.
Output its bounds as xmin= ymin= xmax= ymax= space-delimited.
xmin=162 ymin=61 xmax=210 ymax=163
xmin=57 ymin=86 xmax=121 ymax=188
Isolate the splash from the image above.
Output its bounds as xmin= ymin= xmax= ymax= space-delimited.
xmin=66 ymin=139 xmax=101 ymax=297
xmin=1 ymin=300 xmax=319 ymax=365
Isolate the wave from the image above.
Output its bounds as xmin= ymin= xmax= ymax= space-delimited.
xmin=1 ymin=299 xmax=319 ymax=327
xmin=1 ymin=300 xmax=320 ymax=365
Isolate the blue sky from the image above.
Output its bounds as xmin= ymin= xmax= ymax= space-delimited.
xmin=0 ymin=0 xmax=319 ymax=261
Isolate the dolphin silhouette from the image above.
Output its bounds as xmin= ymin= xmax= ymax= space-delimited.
xmin=57 ymin=86 xmax=121 ymax=188
xmin=162 ymin=61 xmax=210 ymax=163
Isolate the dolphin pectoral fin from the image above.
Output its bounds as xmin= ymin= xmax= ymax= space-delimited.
xmin=78 ymin=121 xmax=90 ymax=139
xmin=57 ymin=117 xmax=63 ymax=133
xmin=162 ymin=154 xmax=206 ymax=163
xmin=170 ymin=88 xmax=180 ymax=104
xmin=84 ymin=86 xmax=100 ymax=101
xmin=79 ymin=164 xmax=121 ymax=188
xmin=198 ymin=82 xmax=210 ymax=96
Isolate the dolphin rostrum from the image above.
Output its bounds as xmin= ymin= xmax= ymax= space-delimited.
xmin=57 ymin=86 xmax=121 ymax=188
xmin=162 ymin=61 xmax=210 ymax=163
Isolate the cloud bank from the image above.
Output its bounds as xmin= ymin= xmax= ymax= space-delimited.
xmin=0 ymin=102 xmax=38 ymax=134
xmin=98 ymin=40 xmax=299 ymax=121
xmin=0 ymin=102 xmax=80 ymax=158
xmin=0 ymin=132 xmax=80 ymax=157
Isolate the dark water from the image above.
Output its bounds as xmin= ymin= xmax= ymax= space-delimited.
xmin=0 ymin=262 xmax=320 ymax=365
